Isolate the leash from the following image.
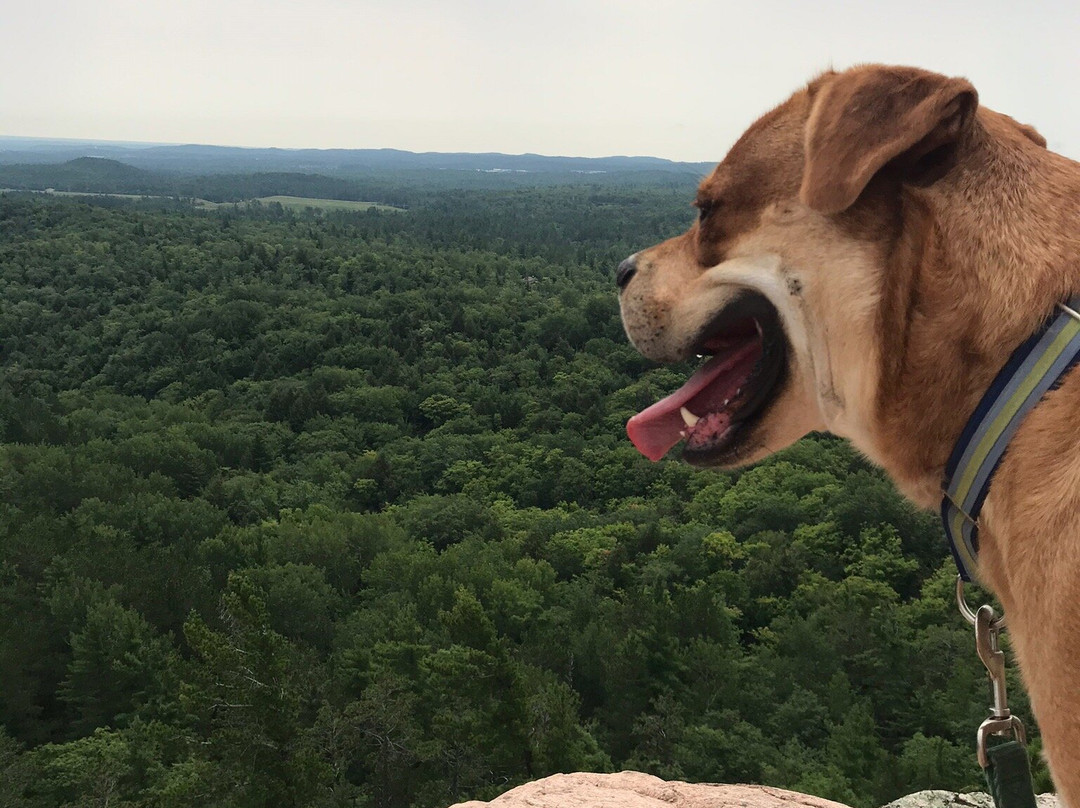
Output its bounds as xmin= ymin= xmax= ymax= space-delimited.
xmin=941 ymin=297 xmax=1080 ymax=804
xmin=957 ymin=579 xmax=1035 ymax=807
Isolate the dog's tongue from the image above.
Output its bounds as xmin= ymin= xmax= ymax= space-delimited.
xmin=627 ymin=339 xmax=761 ymax=462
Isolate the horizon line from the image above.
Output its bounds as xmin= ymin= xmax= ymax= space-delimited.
xmin=0 ymin=134 xmax=716 ymax=166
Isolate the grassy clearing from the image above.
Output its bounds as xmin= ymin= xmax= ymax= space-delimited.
xmin=1 ymin=189 xmax=217 ymax=206
xmin=1 ymin=189 xmax=403 ymax=212
xmin=257 ymin=195 xmax=401 ymax=211
xmin=198 ymin=195 xmax=403 ymax=212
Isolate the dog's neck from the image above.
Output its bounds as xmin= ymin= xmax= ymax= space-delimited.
xmin=871 ymin=116 xmax=1080 ymax=508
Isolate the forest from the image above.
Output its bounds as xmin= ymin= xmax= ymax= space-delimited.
xmin=0 ymin=176 xmax=1050 ymax=808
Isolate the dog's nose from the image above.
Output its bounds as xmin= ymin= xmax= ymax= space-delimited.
xmin=616 ymin=256 xmax=638 ymax=289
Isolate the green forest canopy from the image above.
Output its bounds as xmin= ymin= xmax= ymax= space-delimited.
xmin=0 ymin=180 xmax=1047 ymax=808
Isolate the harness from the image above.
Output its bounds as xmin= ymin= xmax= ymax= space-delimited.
xmin=943 ymin=296 xmax=1080 ymax=581
xmin=941 ymin=295 xmax=1080 ymax=803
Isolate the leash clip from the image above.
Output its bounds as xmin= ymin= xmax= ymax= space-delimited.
xmin=963 ymin=586 xmax=1027 ymax=769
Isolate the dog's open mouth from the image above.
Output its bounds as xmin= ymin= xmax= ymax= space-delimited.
xmin=627 ymin=291 xmax=787 ymax=464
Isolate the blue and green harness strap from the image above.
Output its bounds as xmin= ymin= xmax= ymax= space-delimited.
xmin=941 ymin=294 xmax=1080 ymax=805
xmin=942 ymin=295 xmax=1080 ymax=581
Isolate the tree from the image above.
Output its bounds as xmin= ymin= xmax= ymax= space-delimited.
xmin=60 ymin=598 xmax=177 ymax=734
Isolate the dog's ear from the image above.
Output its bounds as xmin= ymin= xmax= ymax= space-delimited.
xmin=800 ymin=66 xmax=978 ymax=214
xmin=1016 ymin=121 xmax=1047 ymax=148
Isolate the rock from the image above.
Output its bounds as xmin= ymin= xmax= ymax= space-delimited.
xmin=881 ymin=791 xmax=1058 ymax=808
xmin=449 ymin=776 xmax=1060 ymax=808
xmin=448 ymin=771 xmax=853 ymax=808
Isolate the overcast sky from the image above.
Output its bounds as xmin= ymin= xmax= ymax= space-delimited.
xmin=3 ymin=0 xmax=1079 ymax=162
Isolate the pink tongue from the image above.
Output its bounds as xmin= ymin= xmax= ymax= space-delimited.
xmin=626 ymin=340 xmax=761 ymax=462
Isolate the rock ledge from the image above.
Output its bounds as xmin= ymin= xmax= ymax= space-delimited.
xmin=450 ymin=771 xmax=851 ymax=808
xmin=449 ymin=774 xmax=1059 ymax=808
xmin=881 ymin=791 xmax=1058 ymax=808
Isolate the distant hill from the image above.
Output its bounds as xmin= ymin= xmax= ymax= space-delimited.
xmin=0 ymin=157 xmax=165 ymax=195
xmin=0 ymin=137 xmax=715 ymax=177
xmin=0 ymin=138 xmax=714 ymax=208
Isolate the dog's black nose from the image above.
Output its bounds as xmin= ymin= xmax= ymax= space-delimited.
xmin=616 ymin=256 xmax=638 ymax=289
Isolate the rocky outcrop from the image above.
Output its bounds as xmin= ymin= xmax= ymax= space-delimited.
xmin=450 ymin=771 xmax=852 ymax=808
xmin=449 ymin=775 xmax=1059 ymax=808
xmin=881 ymin=791 xmax=1058 ymax=808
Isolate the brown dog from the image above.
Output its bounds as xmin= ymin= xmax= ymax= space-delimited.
xmin=618 ymin=64 xmax=1080 ymax=798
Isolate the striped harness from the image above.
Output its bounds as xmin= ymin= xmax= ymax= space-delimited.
xmin=942 ymin=296 xmax=1080 ymax=581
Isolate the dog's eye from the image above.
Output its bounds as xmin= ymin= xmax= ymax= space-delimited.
xmin=697 ymin=200 xmax=719 ymax=222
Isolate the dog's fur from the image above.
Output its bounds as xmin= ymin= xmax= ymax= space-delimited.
xmin=618 ymin=65 xmax=1080 ymax=798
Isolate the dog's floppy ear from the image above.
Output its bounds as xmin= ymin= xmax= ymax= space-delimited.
xmin=1016 ymin=121 xmax=1047 ymax=148
xmin=800 ymin=66 xmax=978 ymax=214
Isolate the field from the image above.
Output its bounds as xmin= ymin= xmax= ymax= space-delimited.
xmin=1 ymin=188 xmax=403 ymax=212
xmin=243 ymin=194 xmax=402 ymax=211
xmin=0 ymin=188 xmax=185 ymax=202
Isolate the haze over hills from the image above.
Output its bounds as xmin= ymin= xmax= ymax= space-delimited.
xmin=0 ymin=136 xmax=715 ymax=177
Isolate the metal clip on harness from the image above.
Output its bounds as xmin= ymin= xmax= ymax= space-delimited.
xmin=956 ymin=577 xmax=1036 ymax=808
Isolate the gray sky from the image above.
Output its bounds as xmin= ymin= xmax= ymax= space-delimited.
xmin=3 ymin=0 xmax=1079 ymax=161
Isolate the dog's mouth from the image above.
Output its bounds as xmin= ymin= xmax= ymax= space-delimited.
xmin=626 ymin=291 xmax=788 ymax=465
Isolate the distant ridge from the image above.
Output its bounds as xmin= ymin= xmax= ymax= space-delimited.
xmin=0 ymin=136 xmax=715 ymax=176
xmin=0 ymin=157 xmax=163 ymax=195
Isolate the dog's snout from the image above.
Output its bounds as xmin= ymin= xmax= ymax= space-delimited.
xmin=616 ymin=256 xmax=638 ymax=290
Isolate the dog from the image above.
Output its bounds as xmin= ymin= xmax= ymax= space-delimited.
xmin=617 ymin=64 xmax=1080 ymax=798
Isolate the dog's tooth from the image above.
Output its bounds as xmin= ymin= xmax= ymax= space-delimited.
xmin=680 ymin=406 xmax=700 ymax=428
xmin=723 ymin=398 xmax=730 ymax=406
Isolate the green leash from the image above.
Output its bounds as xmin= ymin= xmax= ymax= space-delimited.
xmin=958 ymin=579 xmax=1038 ymax=808
xmin=984 ymin=740 xmax=1037 ymax=808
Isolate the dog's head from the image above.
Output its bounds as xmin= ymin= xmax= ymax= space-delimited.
xmin=619 ymin=64 xmax=1054 ymax=492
